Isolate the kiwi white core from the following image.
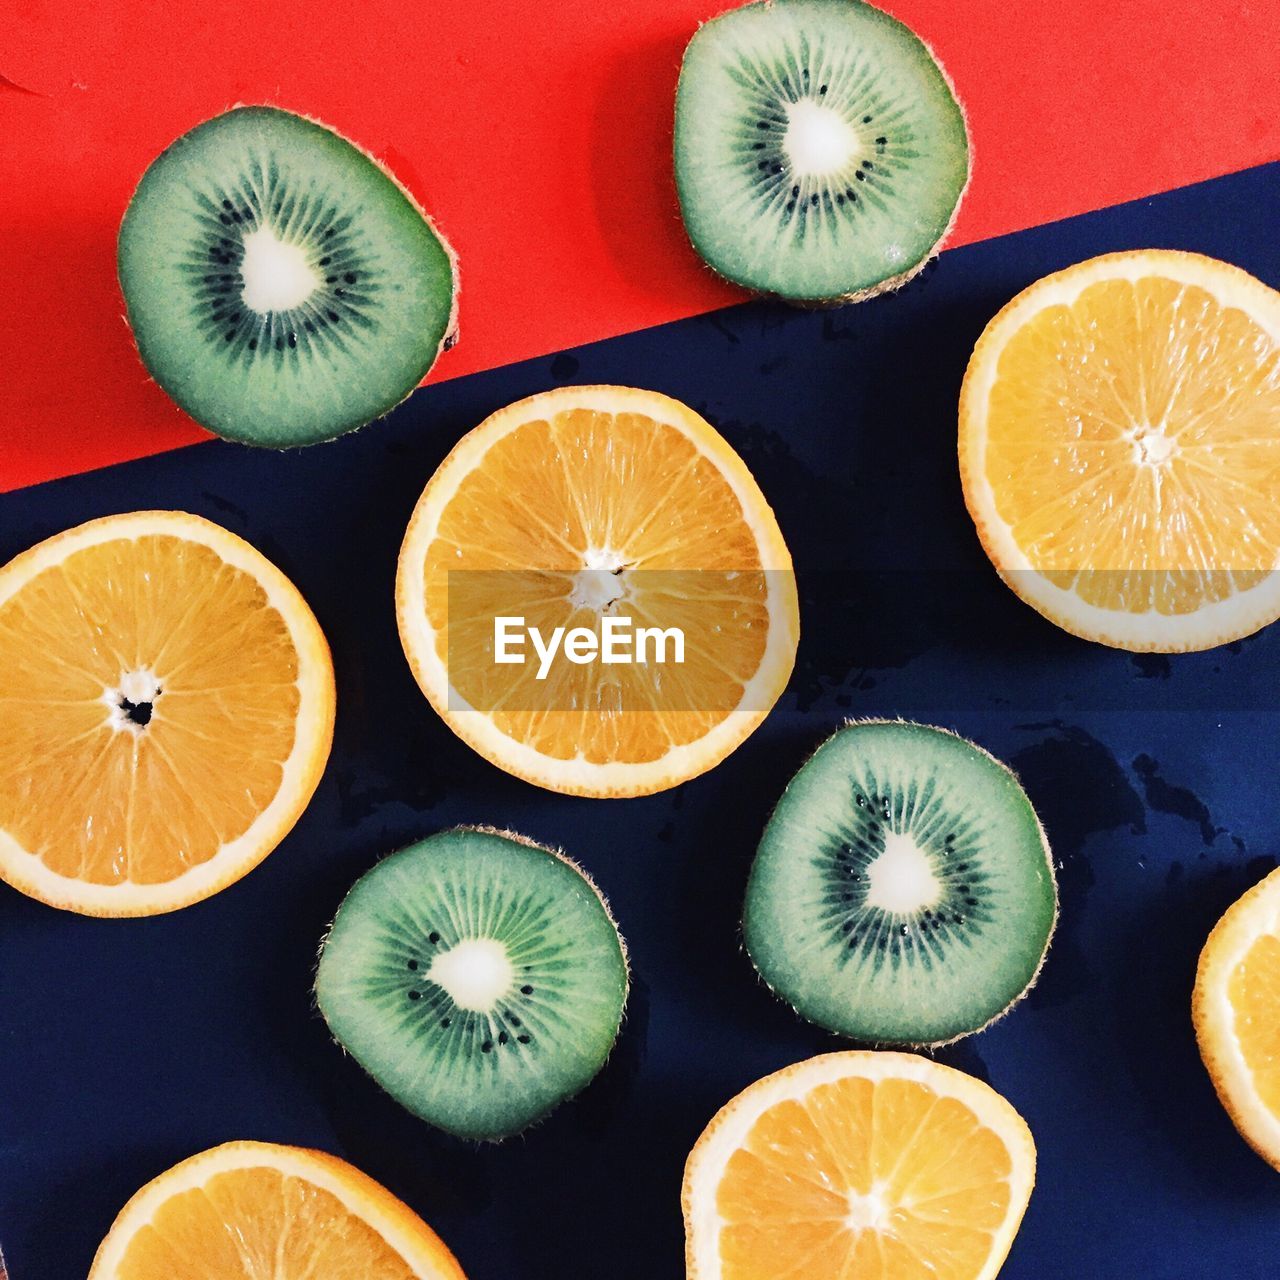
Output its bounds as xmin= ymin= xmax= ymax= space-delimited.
xmin=865 ymin=832 xmax=940 ymax=914
xmin=239 ymin=226 xmax=318 ymax=314
xmin=783 ymin=100 xmax=860 ymax=177
xmin=426 ymin=937 xmax=515 ymax=1012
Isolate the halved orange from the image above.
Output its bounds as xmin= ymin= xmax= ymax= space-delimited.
xmin=960 ymin=250 xmax=1280 ymax=652
xmin=88 ymin=1141 xmax=467 ymax=1279
xmin=684 ymin=1051 xmax=1036 ymax=1280
xmin=396 ymin=385 xmax=799 ymax=797
xmin=1194 ymin=865 xmax=1280 ymax=1171
xmin=0 ymin=511 xmax=334 ymax=916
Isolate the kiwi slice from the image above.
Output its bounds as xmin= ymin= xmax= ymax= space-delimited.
xmin=118 ymin=106 xmax=457 ymax=447
xmin=315 ymin=827 xmax=629 ymax=1141
xmin=674 ymin=0 xmax=969 ymax=303
xmin=744 ymin=721 xmax=1056 ymax=1046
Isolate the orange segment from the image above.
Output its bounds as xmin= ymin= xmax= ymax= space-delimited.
xmin=119 ymin=1169 xmax=414 ymax=1277
xmin=1229 ymin=934 xmax=1280 ymax=1117
xmin=721 ymin=1083 xmax=1013 ymax=1279
xmin=396 ymin=386 xmax=799 ymax=797
xmin=89 ymin=1142 xmax=466 ymax=1280
xmin=959 ymin=251 xmax=1280 ymax=651
xmin=0 ymin=512 xmax=334 ymax=916
xmin=683 ymin=1052 xmax=1035 ymax=1280
xmin=1194 ymin=866 xmax=1280 ymax=1170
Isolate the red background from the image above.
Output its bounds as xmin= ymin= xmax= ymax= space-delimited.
xmin=3 ymin=0 xmax=1278 ymax=492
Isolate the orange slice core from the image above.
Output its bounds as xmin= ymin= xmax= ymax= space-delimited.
xmin=0 ymin=534 xmax=301 ymax=886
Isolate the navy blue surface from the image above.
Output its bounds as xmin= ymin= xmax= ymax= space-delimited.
xmin=3 ymin=163 xmax=1280 ymax=1279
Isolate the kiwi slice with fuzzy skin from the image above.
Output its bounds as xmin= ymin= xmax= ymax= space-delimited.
xmin=118 ymin=106 xmax=457 ymax=447
xmin=744 ymin=721 xmax=1056 ymax=1047
xmin=675 ymin=0 xmax=969 ymax=304
xmin=315 ymin=826 xmax=629 ymax=1142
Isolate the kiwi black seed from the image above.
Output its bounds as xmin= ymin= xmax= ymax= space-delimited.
xmin=743 ymin=720 xmax=1057 ymax=1047
xmin=315 ymin=827 xmax=629 ymax=1142
xmin=118 ymin=106 xmax=457 ymax=447
xmin=674 ymin=0 xmax=969 ymax=303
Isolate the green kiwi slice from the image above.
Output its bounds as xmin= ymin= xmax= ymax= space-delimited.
xmin=118 ymin=106 xmax=457 ymax=447
xmin=744 ymin=721 xmax=1056 ymax=1046
xmin=315 ymin=827 xmax=629 ymax=1141
xmin=674 ymin=0 xmax=969 ymax=303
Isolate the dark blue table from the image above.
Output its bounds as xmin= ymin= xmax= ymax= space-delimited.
xmin=2 ymin=163 xmax=1278 ymax=1279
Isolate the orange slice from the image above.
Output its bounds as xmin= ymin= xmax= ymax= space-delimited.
xmin=959 ymin=250 xmax=1280 ymax=652
xmin=395 ymin=385 xmax=799 ymax=797
xmin=88 ymin=1141 xmax=467 ymax=1279
xmin=0 ymin=511 xmax=334 ymax=916
xmin=1194 ymin=865 xmax=1280 ymax=1170
xmin=683 ymin=1051 xmax=1036 ymax=1280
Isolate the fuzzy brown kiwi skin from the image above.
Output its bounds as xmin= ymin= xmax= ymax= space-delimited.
xmin=118 ymin=103 xmax=460 ymax=449
xmin=741 ymin=717 xmax=1058 ymax=1050
xmin=458 ymin=823 xmax=634 ymax=990
xmin=674 ymin=1 xmax=972 ymax=310
xmin=313 ymin=824 xmax=631 ymax=1144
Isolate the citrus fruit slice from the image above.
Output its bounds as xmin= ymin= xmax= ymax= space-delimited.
xmin=0 ymin=511 xmax=334 ymax=916
xmin=959 ymin=250 xmax=1280 ymax=652
xmin=1193 ymin=865 xmax=1280 ymax=1170
xmin=683 ymin=1051 xmax=1035 ymax=1280
xmin=88 ymin=1141 xmax=466 ymax=1279
xmin=396 ymin=385 xmax=799 ymax=797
